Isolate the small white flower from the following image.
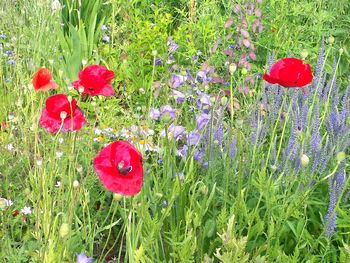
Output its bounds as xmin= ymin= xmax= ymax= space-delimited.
xmin=55 ymin=181 xmax=61 ymax=188
xmin=36 ymin=158 xmax=43 ymax=166
xmin=94 ymin=128 xmax=102 ymax=135
xmin=56 ymin=151 xmax=63 ymax=159
xmin=8 ymin=113 xmax=15 ymax=120
xmin=58 ymin=138 xmax=64 ymax=144
xmin=21 ymin=206 xmax=32 ymax=215
xmin=51 ymin=0 xmax=63 ymax=11
xmin=6 ymin=144 xmax=14 ymax=151
xmin=5 ymin=199 xmax=13 ymax=206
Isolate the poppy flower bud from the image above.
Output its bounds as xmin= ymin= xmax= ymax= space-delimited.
xmin=76 ymin=164 xmax=83 ymax=174
xmin=336 ymin=152 xmax=346 ymax=163
xmin=241 ymin=68 xmax=248 ymax=75
xmin=24 ymin=188 xmax=31 ymax=196
xmin=221 ymin=96 xmax=228 ymax=105
xmin=72 ymin=180 xmax=80 ymax=189
xmin=60 ymin=111 xmax=67 ymax=120
xmin=78 ymin=86 xmax=85 ymax=94
xmin=82 ymin=59 xmax=87 ymax=66
xmin=152 ymin=50 xmax=158 ymax=56
xmin=328 ymin=36 xmax=335 ymax=44
xmin=339 ymin=48 xmax=344 ymax=55
xmin=59 ymin=223 xmax=70 ymax=238
xmin=113 ymin=193 xmax=123 ymax=201
xmin=270 ymin=165 xmax=278 ymax=171
xmin=300 ymin=49 xmax=308 ymax=60
xmin=229 ymin=63 xmax=237 ymax=74
xmin=67 ymin=95 xmax=73 ymax=103
xmin=301 ymin=154 xmax=309 ymax=167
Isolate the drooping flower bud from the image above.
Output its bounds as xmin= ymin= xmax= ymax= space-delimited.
xmin=301 ymin=154 xmax=310 ymax=167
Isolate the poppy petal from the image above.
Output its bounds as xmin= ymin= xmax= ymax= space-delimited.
xmin=33 ymin=68 xmax=58 ymax=91
xmin=39 ymin=107 xmax=86 ymax=133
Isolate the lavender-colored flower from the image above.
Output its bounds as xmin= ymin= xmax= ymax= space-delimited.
xmin=170 ymin=74 xmax=186 ymax=89
xmin=194 ymin=148 xmax=204 ymax=161
xmin=150 ymin=108 xmax=160 ymax=120
xmin=102 ymin=34 xmax=110 ymax=43
xmin=167 ymin=55 xmax=175 ymax=64
xmin=187 ymin=131 xmax=201 ymax=146
xmin=177 ymin=145 xmax=188 ymax=158
xmin=229 ymin=133 xmax=237 ymax=158
xmin=171 ymin=90 xmax=185 ymax=104
xmin=77 ymin=253 xmax=94 ymax=263
xmin=4 ymin=50 xmax=14 ymax=55
xmin=167 ymin=37 xmax=179 ymax=53
xmin=21 ymin=206 xmax=32 ymax=215
xmin=7 ymin=59 xmax=15 ymax=65
xmin=155 ymin=58 xmax=162 ymax=65
xmin=101 ymin=25 xmax=108 ymax=31
xmin=160 ymin=105 xmax=176 ymax=120
xmin=168 ymin=124 xmax=185 ymax=140
xmin=0 ymin=34 xmax=6 ymax=39
xmin=325 ymin=162 xmax=346 ymax=236
xmin=196 ymin=113 xmax=210 ymax=131
xmin=196 ymin=71 xmax=208 ymax=83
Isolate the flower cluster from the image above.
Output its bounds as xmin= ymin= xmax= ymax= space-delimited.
xmin=32 ymin=64 xmax=144 ymax=196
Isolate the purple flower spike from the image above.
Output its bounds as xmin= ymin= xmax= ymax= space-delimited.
xmin=171 ymin=90 xmax=185 ymax=104
xmin=160 ymin=105 xmax=176 ymax=120
xmin=196 ymin=113 xmax=210 ymax=131
xmin=77 ymin=253 xmax=94 ymax=263
xmin=150 ymin=108 xmax=160 ymax=120
xmin=155 ymin=58 xmax=162 ymax=65
xmin=170 ymin=74 xmax=186 ymax=89
xmin=187 ymin=131 xmax=201 ymax=146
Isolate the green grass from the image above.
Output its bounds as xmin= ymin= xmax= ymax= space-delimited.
xmin=1 ymin=0 xmax=350 ymax=262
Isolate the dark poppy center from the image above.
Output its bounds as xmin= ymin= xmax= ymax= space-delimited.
xmin=117 ymin=161 xmax=133 ymax=176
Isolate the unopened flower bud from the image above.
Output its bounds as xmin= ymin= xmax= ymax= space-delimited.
xmin=229 ymin=63 xmax=237 ymax=74
xmin=72 ymin=180 xmax=80 ymax=189
xmin=113 ymin=193 xmax=123 ymax=201
xmin=152 ymin=50 xmax=158 ymax=56
xmin=270 ymin=165 xmax=278 ymax=172
xmin=76 ymin=164 xmax=83 ymax=174
xmin=301 ymin=154 xmax=309 ymax=167
xmin=60 ymin=111 xmax=67 ymax=119
xmin=59 ymin=223 xmax=69 ymax=238
xmin=300 ymin=49 xmax=308 ymax=60
xmin=221 ymin=96 xmax=228 ymax=105
xmin=336 ymin=152 xmax=346 ymax=163
xmin=328 ymin=36 xmax=335 ymax=44
xmin=78 ymin=86 xmax=84 ymax=94
xmin=339 ymin=48 xmax=344 ymax=55
xmin=82 ymin=59 xmax=87 ymax=66
xmin=67 ymin=85 xmax=73 ymax=91
xmin=67 ymin=95 xmax=73 ymax=103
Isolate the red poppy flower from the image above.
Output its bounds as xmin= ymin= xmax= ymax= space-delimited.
xmin=39 ymin=94 xmax=86 ymax=133
xmin=32 ymin=68 xmax=58 ymax=91
xmin=263 ymin=58 xmax=313 ymax=90
xmin=72 ymin=65 xmax=115 ymax=97
xmin=94 ymin=140 xmax=144 ymax=196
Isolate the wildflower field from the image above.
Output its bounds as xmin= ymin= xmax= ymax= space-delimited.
xmin=1 ymin=0 xmax=350 ymax=262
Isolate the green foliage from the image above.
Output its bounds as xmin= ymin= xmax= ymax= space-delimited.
xmin=1 ymin=0 xmax=350 ymax=262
